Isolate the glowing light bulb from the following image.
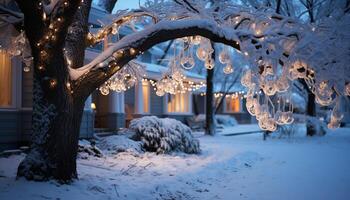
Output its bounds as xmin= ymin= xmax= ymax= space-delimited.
xmin=192 ymin=36 xmax=201 ymax=45
xmin=23 ymin=66 xmax=30 ymax=72
xmin=205 ymin=58 xmax=215 ymax=70
xmin=99 ymin=86 xmax=110 ymax=95
xmin=196 ymin=47 xmax=207 ymax=61
xmin=219 ymin=49 xmax=230 ymax=64
xmin=223 ymin=63 xmax=234 ymax=74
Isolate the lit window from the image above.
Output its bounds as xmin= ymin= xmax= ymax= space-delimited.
xmin=167 ymin=92 xmax=190 ymax=113
xmin=142 ymin=81 xmax=150 ymax=113
xmin=225 ymin=96 xmax=240 ymax=113
xmin=0 ymin=51 xmax=12 ymax=107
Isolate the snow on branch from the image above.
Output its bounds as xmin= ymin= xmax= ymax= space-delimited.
xmin=85 ymin=9 xmax=159 ymax=47
xmin=70 ymin=1 xmax=349 ymax=130
xmin=43 ymin=0 xmax=60 ymax=15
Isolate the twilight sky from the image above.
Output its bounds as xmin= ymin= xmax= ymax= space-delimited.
xmin=92 ymin=0 xmax=147 ymax=12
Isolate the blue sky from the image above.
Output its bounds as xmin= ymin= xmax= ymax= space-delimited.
xmin=114 ymin=0 xmax=147 ymax=10
xmin=92 ymin=0 xmax=147 ymax=12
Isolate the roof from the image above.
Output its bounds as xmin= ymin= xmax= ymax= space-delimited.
xmin=136 ymin=61 xmax=205 ymax=82
xmin=196 ymin=82 xmax=246 ymax=93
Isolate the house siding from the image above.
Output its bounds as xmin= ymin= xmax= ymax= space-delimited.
xmin=22 ymin=67 xmax=33 ymax=108
xmin=95 ymin=113 xmax=125 ymax=130
xmin=0 ymin=110 xmax=94 ymax=151
xmin=150 ymin=88 xmax=163 ymax=115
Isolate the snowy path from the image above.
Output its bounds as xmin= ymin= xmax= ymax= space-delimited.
xmin=1 ymin=128 xmax=350 ymax=200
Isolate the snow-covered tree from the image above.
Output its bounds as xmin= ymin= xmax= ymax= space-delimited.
xmin=2 ymin=0 xmax=349 ymax=182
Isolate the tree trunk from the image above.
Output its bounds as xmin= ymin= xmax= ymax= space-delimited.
xmin=14 ymin=0 xmax=93 ymax=182
xmin=306 ymin=92 xmax=317 ymax=136
xmin=17 ymin=45 xmax=87 ymax=182
xmin=193 ymin=94 xmax=199 ymax=115
xmin=205 ymin=67 xmax=216 ymax=135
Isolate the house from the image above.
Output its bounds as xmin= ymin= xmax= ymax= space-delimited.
xmin=0 ymin=6 xmax=208 ymax=150
xmin=193 ymin=82 xmax=254 ymax=124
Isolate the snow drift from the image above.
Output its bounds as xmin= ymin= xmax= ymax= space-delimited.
xmin=129 ymin=116 xmax=200 ymax=154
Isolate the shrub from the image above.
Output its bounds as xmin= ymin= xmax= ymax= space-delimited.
xmin=215 ymin=114 xmax=238 ymax=127
xmin=129 ymin=116 xmax=200 ymax=154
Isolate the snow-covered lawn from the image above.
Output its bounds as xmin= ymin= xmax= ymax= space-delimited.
xmin=1 ymin=128 xmax=350 ymax=200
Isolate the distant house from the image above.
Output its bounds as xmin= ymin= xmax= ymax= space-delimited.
xmin=193 ymin=82 xmax=254 ymax=124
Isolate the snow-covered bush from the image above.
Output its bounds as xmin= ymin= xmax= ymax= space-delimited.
xmin=306 ymin=117 xmax=327 ymax=136
xmin=78 ymin=140 xmax=103 ymax=159
xmin=129 ymin=116 xmax=200 ymax=154
xmin=97 ymin=134 xmax=143 ymax=154
xmin=186 ymin=114 xmax=206 ymax=130
xmin=216 ymin=115 xmax=238 ymax=127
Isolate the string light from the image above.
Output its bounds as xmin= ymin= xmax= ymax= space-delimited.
xmin=49 ymin=79 xmax=57 ymax=88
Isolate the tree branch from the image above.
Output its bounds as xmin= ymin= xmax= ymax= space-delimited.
xmin=73 ymin=18 xmax=242 ymax=99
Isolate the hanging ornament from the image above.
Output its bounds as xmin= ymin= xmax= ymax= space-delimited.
xmin=192 ymin=36 xmax=201 ymax=45
xmin=327 ymin=120 xmax=340 ymax=129
xmin=219 ymin=48 xmax=230 ymax=64
xmin=276 ymin=77 xmax=289 ymax=92
xmin=205 ymin=58 xmax=215 ymax=70
xmin=315 ymin=81 xmax=334 ymax=106
xmin=223 ymin=63 xmax=234 ymax=74
xmin=99 ymin=85 xmax=110 ymax=95
xmin=23 ymin=66 xmax=30 ymax=72
xmin=196 ymin=47 xmax=207 ymax=61
xmin=180 ymin=56 xmax=195 ymax=70
xmin=23 ymin=57 xmax=33 ymax=67
xmin=156 ymin=89 xmax=165 ymax=96
xmin=111 ymin=24 xmax=119 ymax=35
xmin=345 ymin=83 xmax=350 ymax=96
xmin=331 ymin=101 xmax=344 ymax=121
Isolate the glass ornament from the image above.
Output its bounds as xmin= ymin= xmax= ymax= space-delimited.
xmin=262 ymin=80 xmax=277 ymax=96
xmin=287 ymin=60 xmax=307 ymax=80
xmin=266 ymin=118 xmax=277 ymax=131
xmin=345 ymin=83 xmax=350 ymax=96
xmin=223 ymin=63 xmax=234 ymax=74
xmin=331 ymin=104 xmax=344 ymax=121
xmin=205 ymin=58 xmax=215 ymax=70
xmin=315 ymin=82 xmax=334 ymax=106
xmin=196 ymin=47 xmax=207 ymax=61
xmin=285 ymin=111 xmax=294 ymax=124
xmin=258 ymin=119 xmax=268 ymax=130
xmin=180 ymin=56 xmax=195 ymax=70
xmin=219 ymin=49 xmax=230 ymax=64
xmin=156 ymin=89 xmax=165 ymax=97
xmin=327 ymin=121 xmax=340 ymax=129
xmin=256 ymin=111 xmax=269 ymax=121
xmin=99 ymin=86 xmax=110 ymax=95
xmin=241 ymin=70 xmax=252 ymax=87
xmin=276 ymin=78 xmax=289 ymax=92
xmin=172 ymin=70 xmax=185 ymax=82
xmin=192 ymin=36 xmax=201 ymax=45
xmin=287 ymin=68 xmax=299 ymax=80
xmin=23 ymin=66 xmax=30 ymax=72
xmin=275 ymin=111 xmax=284 ymax=125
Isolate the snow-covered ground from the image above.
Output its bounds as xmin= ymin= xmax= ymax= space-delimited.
xmin=1 ymin=127 xmax=350 ymax=200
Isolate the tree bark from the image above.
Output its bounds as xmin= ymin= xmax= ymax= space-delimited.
xmin=17 ymin=45 xmax=87 ymax=182
xmin=276 ymin=0 xmax=282 ymax=14
xmin=299 ymin=79 xmax=317 ymax=136
xmin=306 ymin=91 xmax=317 ymax=136
xmin=14 ymin=0 xmax=244 ymax=182
xmin=205 ymin=66 xmax=216 ymax=135
xmin=15 ymin=0 xmax=88 ymax=182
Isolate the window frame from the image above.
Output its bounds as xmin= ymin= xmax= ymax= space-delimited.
xmin=223 ymin=95 xmax=242 ymax=113
xmin=134 ymin=80 xmax=151 ymax=114
xmin=0 ymin=53 xmax=22 ymax=110
xmin=164 ymin=92 xmax=193 ymax=115
xmin=141 ymin=81 xmax=151 ymax=114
